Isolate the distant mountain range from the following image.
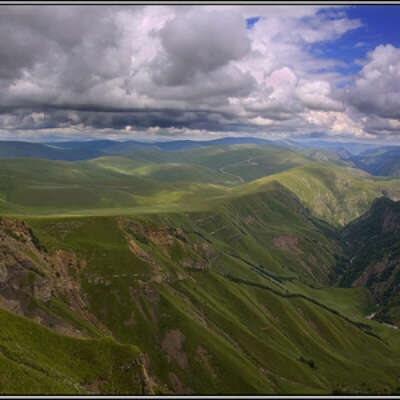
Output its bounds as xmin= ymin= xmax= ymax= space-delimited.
xmin=287 ymin=139 xmax=383 ymax=155
xmin=48 ymin=136 xmax=277 ymax=154
xmin=0 ymin=137 xmax=400 ymax=177
xmin=0 ymin=137 xmax=276 ymax=161
xmin=350 ymin=147 xmax=400 ymax=177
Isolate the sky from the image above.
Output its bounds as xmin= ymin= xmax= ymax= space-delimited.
xmin=1 ymin=4 xmax=400 ymax=143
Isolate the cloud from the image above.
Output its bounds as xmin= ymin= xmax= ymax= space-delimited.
xmin=0 ymin=6 xmax=129 ymax=86
xmin=295 ymin=80 xmax=344 ymax=112
xmin=303 ymin=110 xmax=365 ymax=137
xmin=0 ymin=4 xmax=394 ymax=142
xmin=153 ymin=8 xmax=251 ymax=86
xmin=346 ymin=45 xmax=400 ymax=120
xmin=361 ymin=115 xmax=400 ymax=136
xmin=354 ymin=41 xmax=366 ymax=48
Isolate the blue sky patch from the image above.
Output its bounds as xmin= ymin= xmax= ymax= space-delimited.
xmin=246 ymin=16 xmax=260 ymax=29
xmin=305 ymin=6 xmax=400 ymax=86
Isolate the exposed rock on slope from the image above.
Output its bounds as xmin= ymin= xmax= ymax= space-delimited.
xmin=0 ymin=217 xmax=108 ymax=337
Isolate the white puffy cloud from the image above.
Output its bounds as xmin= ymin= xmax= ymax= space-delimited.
xmin=296 ymin=80 xmax=344 ymax=112
xmin=347 ymin=45 xmax=400 ymax=119
xmin=303 ymin=110 xmax=365 ymax=137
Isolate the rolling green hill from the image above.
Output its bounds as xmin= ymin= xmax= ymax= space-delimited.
xmin=89 ymin=156 xmax=231 ymax=185
xmin=1 ymin=145 xmax=399 ymax=227
xmin=230 ymin=163 xmax=400 ymax=226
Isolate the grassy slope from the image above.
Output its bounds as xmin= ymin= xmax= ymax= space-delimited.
xmin=0 ymin=157 xmax=229 ymax=216
xmin=89 ymin=156 xmax=231 ymax=185
xmin=0 ymin=308 xmax=143 ymax=394
xmin=230 ymin=164 xmax=400 ymax=226
xmin=19 ymin=182 xmax=400 ymax=395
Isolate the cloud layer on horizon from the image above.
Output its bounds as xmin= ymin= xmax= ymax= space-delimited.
xmin=0 ymin=5 xmax=399 ymax=142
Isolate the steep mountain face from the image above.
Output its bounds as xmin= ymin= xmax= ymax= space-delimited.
xmin=1 ymin=184 xmax=400 ymax=395
xmin=334 ymin=197 xmax=400 ymax=325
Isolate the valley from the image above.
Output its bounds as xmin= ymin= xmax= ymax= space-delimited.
xmin=0 ymin=140 xmax=400 ymax=394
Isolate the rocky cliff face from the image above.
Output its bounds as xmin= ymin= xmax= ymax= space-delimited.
xmin=0 ymin=217 xmax=108 ymax=337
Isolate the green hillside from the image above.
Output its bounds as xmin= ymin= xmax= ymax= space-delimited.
xmin=89 ymin=156 xmax=231 ymax=185
xmin=0 ymin=143 xmax=400 ymax=394
xmin=0 ymin=309 xmax=144 ymax=394
xmin=231 ymin=164 xmax=400 ymax=226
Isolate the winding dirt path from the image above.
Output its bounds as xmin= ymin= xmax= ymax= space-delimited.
xmin=219 ymin=166 xmax=245 ymax=183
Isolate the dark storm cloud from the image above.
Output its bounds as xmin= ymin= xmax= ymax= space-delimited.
xmin=0 ymin=5 xmax=261 ymax=138
xmin=0 ymin=107 xmax=249 ymax=135
xmin=0 ymin=5 xmax=135 ymax=102
xmin=0 ymin=7 xmax=117 ymax=82
xmin=76 ymin=109 xmax=248 ymax=132
xmin=360 ymin=115 xmax=400 ymax=136
xmin=153 ymin=9 xmax=251 ymax=86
